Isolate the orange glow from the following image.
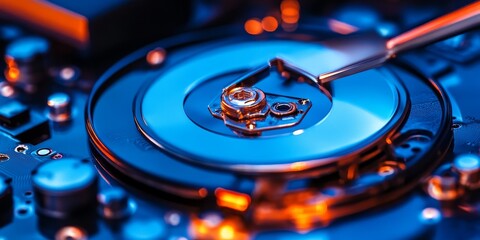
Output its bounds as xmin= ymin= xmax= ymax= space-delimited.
xmin=290 ymin=162 xmax=307 ymax=171
xmin=146 ymin=48 xmax=166 ymax=66
xmin=244 ymin=18 xmax=263 ymax=35
xmin=190 ymin=217 xmax=249 ymax=240
xmin=261 ymin=16 xmax=278 ymax=32
xmin=281 ymin=0 xmax=300 ymax=11
xmin=0 ymin=1 xmax=89 ymax=46
xmin=427 ymin=176 xmax=459 ymax=200
xmin=328 ymin=19 xmax=358 ymax=35
xmin=281 ymin=0 xmax=300 ymax=24
xmin=289 ymin=201 xmax=328 ymax=231
xmin=282 ymin=15 xmax=299 ymax=25
xmin=5 ymin=67 xmax=20 ymax=83
xmin=197 ymin=223 xmax=209 ymax=235
xmin=5 ymin=56 xmax=15 ymax=68
xmin=386 ymin=138 xmax=393 ymax=145
xmin=219 ymin=225 xmax=235 ymax=239
xmin=215 ymin=188 xmax=251 ymax=212
xmin=198 ymin=188 xmax=208 ymax=198
xmin=282 ymin=9 xmax=299 ymax=23
xmin=346 ymin=164 xmax=358 ymax=180
xmin=254 ymin=191 xmax=330 ymax=231
xmin=378 ymin=165 xmax=395 ymax=176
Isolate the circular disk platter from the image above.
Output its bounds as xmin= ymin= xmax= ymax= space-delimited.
xmin=87 ymin=31 xmax=450 ymax=202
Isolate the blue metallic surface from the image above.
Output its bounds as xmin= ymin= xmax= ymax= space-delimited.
xmin=32 ymin=158 xmax=96 ymax=193
xmin=138 ymin=40 xmax=404 ymax=172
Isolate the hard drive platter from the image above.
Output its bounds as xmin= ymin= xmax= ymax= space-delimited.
xmin=87 ymin=27 xmax=451 ymax=238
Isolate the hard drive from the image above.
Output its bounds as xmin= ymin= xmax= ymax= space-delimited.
xmin=0 ymin=1 xmax=479 ymax=239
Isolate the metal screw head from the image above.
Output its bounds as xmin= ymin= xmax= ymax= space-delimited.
xmin=228 ymin=87 xmax=258 ymax=107
xmin=271 ymin=102 xmax=297 ymax=116
xmin=220 ymin=87 xmax=268 ymax=120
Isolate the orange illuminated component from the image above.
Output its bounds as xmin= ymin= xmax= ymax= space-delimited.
xmin=282 ymin=14 xmax=299 ymax=25
xmin=0 ymin=1 xmax=89 ymax=46
xmin=215 ymin=188 xmax=251 ymax=212
xmin=244 ymin=18 xmax=263 ymax=35
xmin=4 ymin=56 xmax=20 ymax=83
xmin=261 ymin=16 xmax=278 ymax=32
xmin=5 ymin=56 xmax=15 ymax=68
xmin=378 ymin=165 xmax=395 ymax=176
xmin=328 ymin=19 xmax=358 ymax=35
xmin=146 ymin=48 xmax=166 ymax=66
xmin=190 ymin=217 xmax=249 ymax=240
xmin=281 ymin=0 xmax=300 ymax=11
xmin=5 ymin=67 xmax=20 ymax=82
xmin=281 ymin=0 xmax=300 ymax=24
xmin=219 ymin=225 xmax=235 ymax=239
xmin=282 ymin=8 xmax=299 ymax=17
xmin=289 ymin=201 xmax=328 ymax=231
xmin=198 ymin=188 xmax=208 ymax=198
xmin=254 ymin=191 xmax=330 ymax=232
xmin=290 ymin=162 xmax=307 ymax=171
xmin=196 ymin=223 xmax=209 ymax=235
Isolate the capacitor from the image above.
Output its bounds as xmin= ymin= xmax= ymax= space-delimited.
xmin=32 ymin=158 xmax=98 ymax=218
xmin=97 ymin=187 xmax=133 ymax=219
xmin=47 ymin=93 xmax=72 ymax=122
xmin=453 ymin=154 xmax=480 ymax=189
xmin=0 ymin=25 xmax=22 ymax=70
xmin=4 ymin=36 xmax=50 ymax=91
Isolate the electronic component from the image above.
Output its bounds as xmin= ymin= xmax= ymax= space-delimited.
xmin=0 ymin=1 xmax=479 ymax=239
